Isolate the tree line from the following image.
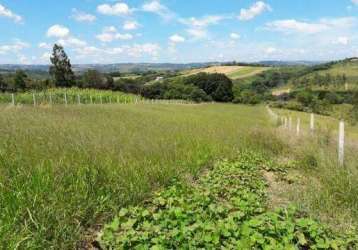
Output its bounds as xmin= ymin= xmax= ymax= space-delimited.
xmin=0 ymin=44 xmax=234 ymax=103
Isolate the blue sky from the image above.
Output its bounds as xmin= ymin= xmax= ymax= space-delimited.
xmin=0 ymin=0 xmax=357 ymax=64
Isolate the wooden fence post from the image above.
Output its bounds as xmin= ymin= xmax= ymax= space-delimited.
xmin=338 ymin=120 xmax=345 ymax=167
xmin=11 ymin=93 xmax=15 ymax=106
xmin=90 ymin=96 xmax=93 ymax=104
xmin=100 ymin=95 xmax=103 ymax=105
xmin=289 ymin=117 xmax=292 ymax=131
xmin=64 ymin=93 xmax=68 ymax=106
xmin=49 ymin=93 xmax=53 ymax=105
xmin=77 ymin=94 xmax=81 ymax=105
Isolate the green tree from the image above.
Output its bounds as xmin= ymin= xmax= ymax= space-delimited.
xmin=0 ymin=74 xmax=7 ymax=92
xmin=183 ymin=73 xmax=234 ymax=102
xmin=49 ymin=44 xmax=76 ymax=87
xmin=81 ymin=70 xmax=104 ymax=89
xmin=13 ymin=70 xmax=27 ymax=91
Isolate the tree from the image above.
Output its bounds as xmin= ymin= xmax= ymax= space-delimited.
xmin=183 ymin=73 xmax=234 ymax=102
xmin=81 ymin=70 xmax=104 ymax=89
xmin=13 ymin=70 xmax=27 ymax=91
xmin=0 ymin=74 xmax=7 ymax=92
xmin=49 ymin=44 xmax=76 ymax=87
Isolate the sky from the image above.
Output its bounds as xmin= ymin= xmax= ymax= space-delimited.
xmin=0 ymin=0 xmax=358 ymax=64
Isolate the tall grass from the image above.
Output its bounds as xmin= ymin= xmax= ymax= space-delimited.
xmin=273 ymin=108 xmax=358 ymax=233
xmin=0 ymin=88 xmax=141 ymax=105
xmin=0 ymin=103 xmax=280 ymax=249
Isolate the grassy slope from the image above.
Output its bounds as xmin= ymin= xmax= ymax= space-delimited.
xmin=0 ymin=103 xmax=271 ymax=249
xmin=289 ymin=60 xmax=358 ymax=91
xmin=184 ymin=66 xmax=270 ymax=80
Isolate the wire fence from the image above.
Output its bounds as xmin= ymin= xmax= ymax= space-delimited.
xmin=267 ymin=106 xmax=349 ymax=167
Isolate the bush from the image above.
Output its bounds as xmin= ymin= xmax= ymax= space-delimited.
xmin=113 ymin=78 xmax=143 ymax=94
xmin=234 ymin=90 xmax=261 ymax=105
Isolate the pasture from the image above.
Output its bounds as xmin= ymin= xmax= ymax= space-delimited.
xmin=185 ymin=66 xmax=269 ymax=80
xmin=0 ymin=103 xmax=357 ymax=248
xmin=0 ymin=103 xmax=272 ymax=249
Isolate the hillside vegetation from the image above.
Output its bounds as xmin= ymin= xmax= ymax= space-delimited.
xmin=185 ymin=65 xmax=270 ymax=80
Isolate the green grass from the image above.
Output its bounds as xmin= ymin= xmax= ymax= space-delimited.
xmin=1 ymin=103 xmax=358 ymax=249
xmin=0 ymin=88 xmax=141 ymax=105
xmin=271 ymin=108 xmax=358 ymax=233
xmin=227 ymin=66 xmax=269 ymax=80
xmin=0 ymin=103 xmax=275 ymax=249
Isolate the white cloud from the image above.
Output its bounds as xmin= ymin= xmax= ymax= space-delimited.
xmin=123 ymin=20 xmax=139 ymax=30
xmin=0 ymin=39 xmax=29 ymax=55
xmin=142 ymin=0 xmax=174 ymax=20
xmin=38 ymin=42 xmax=51 ymax=49
xmin=126 ymin=43 xmax=160 ymax=57
xmin=230 ymin=33 xmax=240 ymax=40
xmin=180 ymin=15 xmax=226 ymax=41
xmin=179 ymin=15 xmax=226 ymax=27
xmin=352 ymin=0 xmax=358 ymax=5
xmin=58 ymin=37 xmax=87 ymax=47
xmin=239 ymin=1 xmax=271 ymax=21
xmin=47 ymin=25 xmax=70 ymax=38
xmin=265 ymin=17 xmax=357 ymax=34
xmin=169 ymin=34 xmax=185 ymax=43
xmin=96 ymin=26 xmax=133 ymax=42
xmin=335 ymin=36 xmax=350 ymax=46
xmin=71 ymin=8 xmax=96 ymax=23
xmin=0 ymin=4 xmax=23 ymax=23
xmin=40 ymin=52 xmax=52 ymax=62
xmin=187 ymin=28 xmax=207 ymax=40
xmin=265 ymin=47 xmax=277 ymax=54
xmin=97 ymin=2 xmax=131 ymax=16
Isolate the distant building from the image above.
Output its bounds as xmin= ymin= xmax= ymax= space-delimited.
xmin=155 ymin=76 xmax=164 ymax=81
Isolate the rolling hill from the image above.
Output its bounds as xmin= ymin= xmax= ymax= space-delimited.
xmin=184 ymin=65 xmax=270 ymax=80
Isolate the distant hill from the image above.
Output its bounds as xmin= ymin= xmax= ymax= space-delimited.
xmin=0 ymin=62 xmax=218 ymax=74
xmin=184 ymin=65 xmax=270 ymax=80
xmin=258 ymin=60 xmax=325 ymax=67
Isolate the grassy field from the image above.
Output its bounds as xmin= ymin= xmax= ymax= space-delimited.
xmin=185 ymin=66 xmax=269 ymax=80
xmin=1 ymin=103 xmax=357 ymax=248
xmin=0 ymin=103 xmax=275 ymax=249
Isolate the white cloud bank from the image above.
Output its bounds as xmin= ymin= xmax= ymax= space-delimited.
xmin=71 ymin=9 xmax=96 ymax=23
xmin=0 ymin=4 xmax=23 ymax=23
xmin=239 ymin=1 xmax=271 ymax=21
xmin=47 ymin=25 xmax=70 ymax=38
xmin=97 ymin=2 xmax=131 ymax=16
xmin=96 ymin=26 xmax=133 ymax=42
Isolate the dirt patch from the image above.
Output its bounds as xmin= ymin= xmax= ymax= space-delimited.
xmin=263 ymin=171 xmax=290 ymax=208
